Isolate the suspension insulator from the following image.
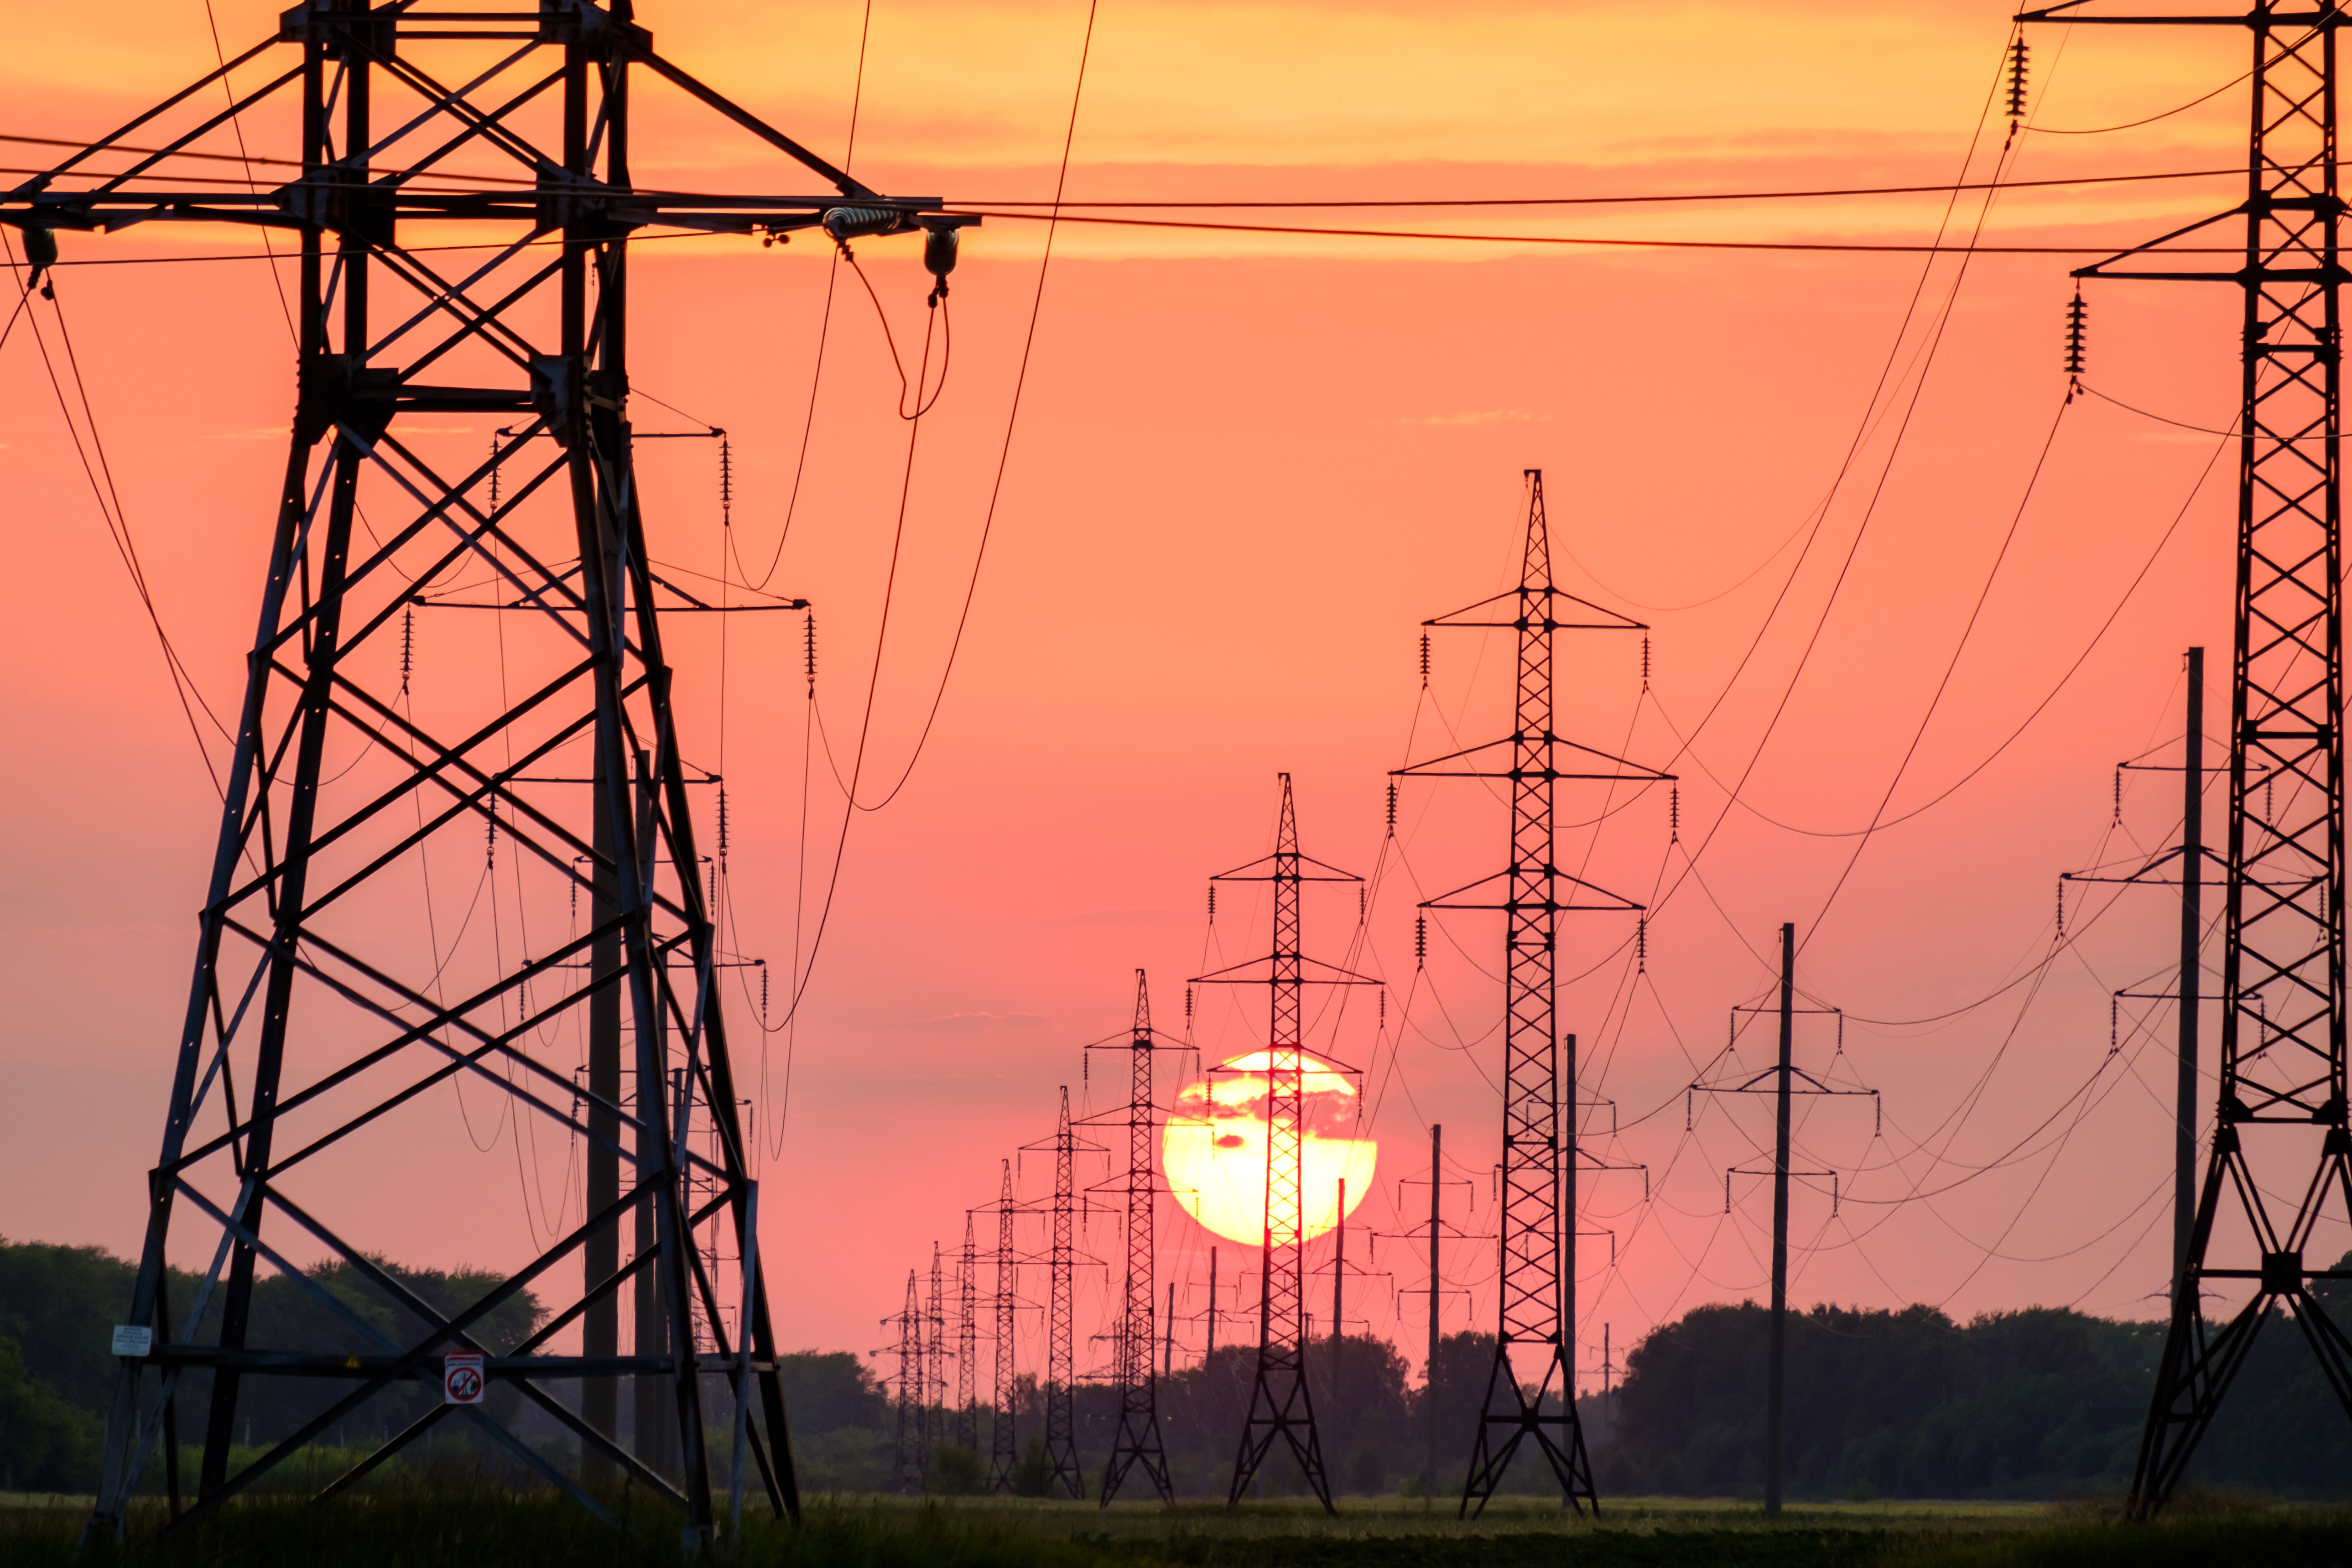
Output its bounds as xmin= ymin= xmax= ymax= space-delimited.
xmin=760 ymin=961 xmax=770 ymax=1024
xmin=1358 ymin=886 xmax=1366 ymax=922
xmin=717 ymin=783 xmax=730 ymax=866
xmin=719 ymin=435 xmax=733 ymax=526
xmin=2065 ymin=289 xmax=2088 ymax=378
xmin=486 ymin=798 xmax=497 ymax=867
xmin=1641 ymin=634 xmax=1651 ymax=688
xmin=1669 ymin=783 xmax=1680 ymax=843
xmin=1415 ymin=913 xmax=1427 ymax=968
xmin=1385 ymin=781 xmax=1397 ymax=836
xmin=1419 ymin=631 xmax=1431 ymax=685
xmin=822 ymin=206 xmax=909 ymax=247
xmin=804 ymin=611 xmax=818 ymax=691
xmin=1185 ymin=985 xmax=1193 ymax=1020
xmin=2006 ymin=37 xmax=2029 ymax=120
xmin=22 ymin=224 xmax=57 ymax=297
xmin=1207 ymin=885 xmax=1216 ymax=923
xmin=2056 ymin=877 xmax=2066 ymax=935
xmin=1636 ymin=916 xmax=1647 ymax=974
xmin=401 ymin=604 xmax=414 ymax=694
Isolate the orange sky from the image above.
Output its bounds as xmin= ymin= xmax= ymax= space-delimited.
xmin=0 ymin=0 xmax=2274 ymax=1392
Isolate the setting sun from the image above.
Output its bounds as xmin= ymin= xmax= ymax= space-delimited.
xmin=1164 ymin=1050 xmax=1378 ymax=1245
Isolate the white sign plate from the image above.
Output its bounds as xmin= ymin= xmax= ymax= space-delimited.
xmin=442 ymin=1351 xmax=486 ymax=1406
xmin=111 ymin=1324 xmax=154 ymax=1358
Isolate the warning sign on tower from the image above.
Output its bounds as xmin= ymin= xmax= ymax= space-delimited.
xmin=442 ymin=1351 xmax=486 ymax=1406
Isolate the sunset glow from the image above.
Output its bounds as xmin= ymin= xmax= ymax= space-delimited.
xmin=1164 ymin=1050 xmax=1378 ymax=1245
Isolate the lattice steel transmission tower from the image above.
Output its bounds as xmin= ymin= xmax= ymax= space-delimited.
xmin=2014 ymin=0 xmax=2352 ymax=1516
xmin=1195 ymin=774 xmax=1377 ymax=1511
xmin=977 ymin=1159 xmax=1023 ymax=1492
xmin=926 ymin=1241 xmax=949 ymax=1456
xmin=1020 ymin=1087 xmax=1098 ymax=1497
xmin=1396 ymin=471 xmax=1667 ymax=1516
xmin=16 ymin=0 xmax=965 ymax=1545
xmin=1090 ymin=970 xmax=1178 ymax=1505
xmin=957 ymin=1214 xmax=980 ymax=1452
xmin=891 ymin=1269 xmax=924 ymax=1494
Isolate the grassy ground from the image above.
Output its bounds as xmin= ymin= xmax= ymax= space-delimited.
xmin=4 ymin=1490 xmax=2348 ymax=1566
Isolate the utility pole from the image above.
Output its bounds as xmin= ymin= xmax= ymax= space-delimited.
xmin=1388 ymin=1122 xmax=1479 ymax=1506
xmin=2068 ymin=651 xmax=2217 ymax=1307
xmin=1686 ymin=925 xmax=1875 ymax=1520
xmin=2014 ymin=1 xmax=2352 ymax=1519
xmin=1208 ymin=1248 xmax=1219 ymax=1364
xmin=1767 ymin=923 xmax=1794 ymax=1517
xmin=1427 ymin=1135 xmax=1440 ymax=1500
xmin=1195 ymin=775 xmax=1377 ymax=1511
xmin=1397 ymin=471 xmax=1668 ymax=1518
xmin=48 ymin=1 xmax=968 ymax=1543
xmin=1332 ymin=1178 xmax=1347 ymax=1392
xmin=1093 ymin=970 xmax=1177 ymax=1505
xmin=2177 ymin=646 xmax=2204 ymax=1296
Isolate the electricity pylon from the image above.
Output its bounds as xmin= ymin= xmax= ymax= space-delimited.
xmin=1194 ymin=774 xmax=1378 ymax=1511
xmin=926 ymin=1241 xmax=949 ymax=1456
xmin=890 ymin=1269 xmax=924 ymax=1494
xmin=973 ymin=1159 xmax=1025 ymax=1493
xmin=1020 ymin=1087 xmax=1102 ymax=1497
xmin=2014 ymin=0 xmax=2352 ymax=1516
xmin=1396 ymin=471 xmax=1669 ymax=1517
xmin=19 ymin=0 xmax=966 ymax=1545
xmin=957 ymin=1214 xmax=981 ymax=1452
xmin=1088 ymin=970 xmax=1181 ymax=1505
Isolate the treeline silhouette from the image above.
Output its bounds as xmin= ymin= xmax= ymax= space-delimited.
xmin=12 ymin=1237 xmax=2352 ymax=1500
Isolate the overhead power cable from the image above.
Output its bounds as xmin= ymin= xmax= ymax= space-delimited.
xmin=955 ymin=165 xmax=2238 ymax=208
xmin=944 ymin=208 xmax=2237 ymax=255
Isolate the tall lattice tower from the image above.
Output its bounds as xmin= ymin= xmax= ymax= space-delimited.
xmin=891 ymin=1269 xmax=924 ymax=1494
xmin=926 ymin=1242 xmax=949 ymax=1457
xmin=1196 ymin=774 xmax=1376 ymax=1510
xmin=1398 ymin=471 xmax=1665 ymax=1516
xmin=957 ymin=1214 xmax=980 ymax=1451
xmin=1093 ymin=970 xmax=1177 ymax=1505
xmin=2011 ymin=1 xmax=2352 ymax=1515
xmin=22 ymin=0 xmax=961 ymax=1545
xmin=1020 ymin=1086 xmax=1093 ymax=1496
xmin=981 ymin=1159 xmax=1022 ymax=1492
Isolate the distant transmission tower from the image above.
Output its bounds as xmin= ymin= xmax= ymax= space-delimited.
xmin=976 ymin=1159 xmax=1024 ymax=1493
xmin=927 ymin=1242 xmax=949 ymax=1456
xmin=1021 ymin=1087 xmax=1098 ymax=1497
xmin=28 ymin=0 xmax=968 ymax=1545
xmin=1195 ymin=773 xmax=1377 ymax=1511
xmin=1397 ymin=471 xmax=1668 ymax=1516
xmin=891 ymin=1269 xmax=924 ymax=1493
xmin=958 ymin=1214 xmax=980 ymax=1451
xmin=2012 ymin=1 xmax=2352 ymax=1516
xmin=1089 ymin=970 xmax=1180 ymax=1505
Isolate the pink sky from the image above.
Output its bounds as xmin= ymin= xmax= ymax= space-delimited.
xmin=0 ymin=0 xmax=2276 ymax=1393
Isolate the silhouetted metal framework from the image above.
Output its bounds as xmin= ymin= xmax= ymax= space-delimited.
xmin=926 ymin=1241 xmax=949 ymax=1457
xmin=958 ymin=1214 xmax=980 ymax=1452
xmin=1396 ymin=472 xmax=1668 ymax=1517
xmin=1090 ymin=970 xmax=1179 ymax=1505
xmin=19 ymin=0 xmax=962 ymax=1544
xmin=1686 ymin=925 xmax=1875 ymax=1516
xmin=891 ymin=1269 xmax=923 ymax=1494
xmin=1020 ymin=1087 xmax=1098 ymax=1497
xmin=2015 ymin=0 xmax=2352 ymax=1517
xmin=1195 ymin=773 xmax=1377 ymax=1511
xmin=977 ymin=1159 xmax=1023 ymax=1492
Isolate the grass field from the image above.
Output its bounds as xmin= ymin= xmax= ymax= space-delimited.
xmin=5 ymin=1489 xmax=2350 ymax=1566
